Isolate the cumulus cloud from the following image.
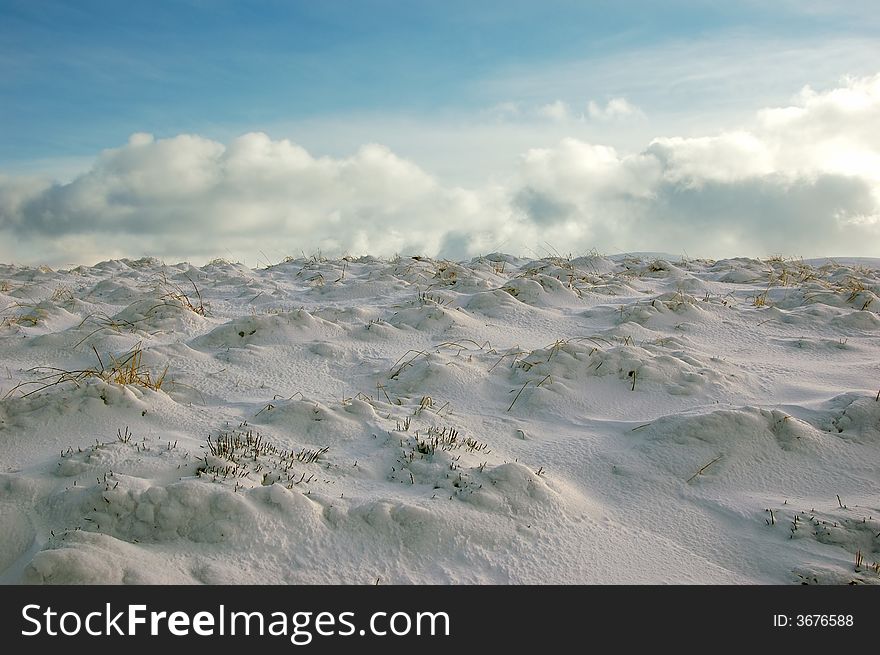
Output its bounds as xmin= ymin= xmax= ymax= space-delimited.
xmin=0 ymin=133 xmax=517 ymax=265
xmin=756 ymin=74 xmax=880 ymax=182
xmin=508 ymin=74 xmax=880 ymax=253
xmin=2 ymin=74 xmax=880 ymax=265
xmin=645 ymin=132 xmax=774 ymax=184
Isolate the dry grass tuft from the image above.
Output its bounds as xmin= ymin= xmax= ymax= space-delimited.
xmin=4 ymin=342 xmax=168 ymax=398
xmin=1 ymin=301 xmax=45 ymax=327
xmin=159 ymin=273 xmax=206 ymax=315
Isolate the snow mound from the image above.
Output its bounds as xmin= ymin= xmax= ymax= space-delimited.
xmin=506 ymin=339 xmax=749 ymax=401
xmin=193 ymin=309 xmax=340 ymax=348
xmin=822 ymin=395 xmax=880 ymax=443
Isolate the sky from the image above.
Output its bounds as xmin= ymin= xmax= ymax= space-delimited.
xmin=1 ymin=0 xmax=880 ymax=266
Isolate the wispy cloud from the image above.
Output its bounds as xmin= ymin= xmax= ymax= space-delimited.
xmin=537 ymin=100 xmax=572 ymax=122
xmin=482 ymin=34 xmax=880 ymax=129
xmin=587 ymin=97 xmax=644 ymax=120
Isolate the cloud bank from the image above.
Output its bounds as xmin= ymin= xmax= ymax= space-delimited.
xmin=2 ymin=74 xmax=879 ymax=266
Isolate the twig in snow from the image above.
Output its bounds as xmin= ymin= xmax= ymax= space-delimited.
xmin=687 ymin=455 xmax=723 ymax=483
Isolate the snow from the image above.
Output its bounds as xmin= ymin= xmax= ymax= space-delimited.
xmin=1 ymin=253 xmax=878 ymax=584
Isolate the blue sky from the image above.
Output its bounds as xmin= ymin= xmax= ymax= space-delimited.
xmin=1 ymin=1 xmax=879 ymax=264
xmin=3 ymin=0 xmax=878 ymax=167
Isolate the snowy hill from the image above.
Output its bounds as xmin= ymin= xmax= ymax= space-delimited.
xmin=1 ymin=253 xmax=878 ymax=584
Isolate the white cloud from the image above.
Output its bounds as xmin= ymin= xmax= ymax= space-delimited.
xmin=0 ymin=132 xmax=517 ymax=265
xmin=2 ymin=74 xmax=880 ymax=265
xmin=512 ymin=74 xmax=880 ymax=253
xmin=646 ymin=131 xmax=774 ymax=184
xmin=537 ymin=100 xmax=572 ymax=122
xmin=587 ymin=97 xmax=643 ymax=121
xmin=755 ymin=74 xmax=880 ymax=182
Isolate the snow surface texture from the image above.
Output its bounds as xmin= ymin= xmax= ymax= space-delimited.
xmin=0 ymin=253 xmax=878 ymax=584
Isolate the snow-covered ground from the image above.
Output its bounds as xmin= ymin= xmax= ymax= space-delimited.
xmin=1 ymin=253 xmax=878 ymax=584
